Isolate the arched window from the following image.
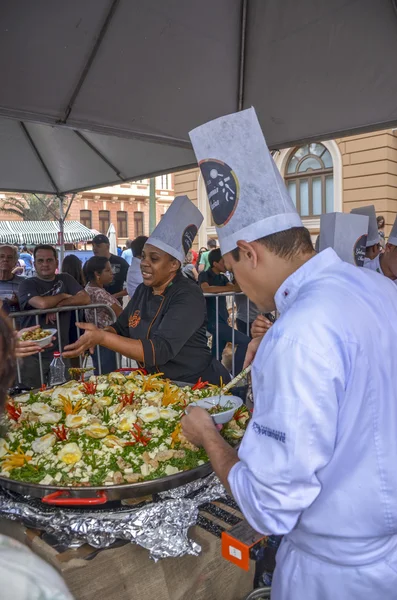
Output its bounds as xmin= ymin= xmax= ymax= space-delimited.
xmin=285 ymin=143 xmax=334 ymax=217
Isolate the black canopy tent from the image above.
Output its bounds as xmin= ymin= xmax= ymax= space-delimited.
xmin=0 ymin=0 xmax=395 ymax=198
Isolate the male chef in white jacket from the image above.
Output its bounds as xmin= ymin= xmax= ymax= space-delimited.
xmin=364 ymin=213 xmax=397 ymax=285
xmin=351 ymin=204 xmax=382 ymax=261
xmin=182 ymin=108 xmax=397 ymax=600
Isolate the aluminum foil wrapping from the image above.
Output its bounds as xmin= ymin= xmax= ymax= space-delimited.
xmin=0 ymin=474 xmax=227 ymax=560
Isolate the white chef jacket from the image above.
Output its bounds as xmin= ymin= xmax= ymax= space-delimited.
xmin=0 ymin=534 xmax=73 ymax=599
xmin=364 ymin=254 xmax=397 ymax=284
xmin=126 ymin=257 xmax=143 ymax=298
xmin=228 ymin=248 xmax=397 ymax=598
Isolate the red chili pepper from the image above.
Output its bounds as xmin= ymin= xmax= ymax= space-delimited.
xmin=52 ymin=424 xmax=68 ymax=441
xmin=234 ymin=406 xmax=247 ymax=422
xmin=120 ymin=392 xmax=135 ymax=407
xmin=125 ymin=423 xmax=151 ymax=447
xmin=6 ymin=402 xmax=22 ymax=421
xmin=192 ymin=377 xmax=209 ymax=391
xmin=82 ymin=381 xmax=97 ymax=395
xmin=40 ymin=384 xmax=47 ymax=392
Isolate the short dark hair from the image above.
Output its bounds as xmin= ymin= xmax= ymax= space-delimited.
xmin=62 ymin=254 xmax=85 ymax=286
xmin=209 ymin=248 xmax=222 ymax=267
xmin=207 ymin=238 xmax=217 ymax=249
xmin=131 ymin=236 xmax=148 ymax=258
xmin=231 ymin=227 xmax=314 ymax=262
xmin=125 ymin=239 xmax=132 ymax=248
xmin=34 ymin=244 xmax=57 ymax=259
xmin=84 ymin=256 xmax=109 ymax=283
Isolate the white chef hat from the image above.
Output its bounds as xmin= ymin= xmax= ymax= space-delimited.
xmin=146 ymin=195 xmax=203 ymax=263
xmin=189 ymin=107 xmax=302 ymax=255
xmin=319 ymin=212 xmax=369 ymax=267
xmin=350 ymin=205 xmax=380 ymax=247
xmin=388 ymin=214 xmax=397 ymax=246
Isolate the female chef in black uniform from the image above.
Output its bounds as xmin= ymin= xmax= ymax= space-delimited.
xmin=63 ymin=196 xmax=230 ymax=385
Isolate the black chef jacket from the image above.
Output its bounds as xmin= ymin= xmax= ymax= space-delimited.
xmin=112 ymin=272 xmax=228 ymax=384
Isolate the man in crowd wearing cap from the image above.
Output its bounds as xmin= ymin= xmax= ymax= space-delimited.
xmin=198 ymin=237 xmax=218 ymax=272
xmin=351 ymin=204 xmax=382 ymax=261
xmin=182 ymin=108 xmax=397 ymax=600
xmin=198 ymin=247 xmax=250 ymax=373
xmin=364 ymin=213 xmax=397 ymax=285
xmin=91 ymin=234 xmax=129 ymax=301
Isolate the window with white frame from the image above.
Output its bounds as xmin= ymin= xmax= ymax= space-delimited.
xmin=285 ymin=143 xmax=334 ymax=217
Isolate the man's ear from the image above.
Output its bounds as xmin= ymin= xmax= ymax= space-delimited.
xmin=236 ymin=240 xmax=259 ymax=268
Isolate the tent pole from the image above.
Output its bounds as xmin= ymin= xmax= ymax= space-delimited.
xmin=59 ymin=195 xmax=65 ymax=267
xmin=149 ymin=178 xmax=156 ymax=234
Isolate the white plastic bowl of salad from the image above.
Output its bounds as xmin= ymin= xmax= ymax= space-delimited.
xmin=189 ymin=395 xmax=243 ymax=424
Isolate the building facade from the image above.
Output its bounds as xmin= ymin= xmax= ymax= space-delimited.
xmin=0 ymin=175 xmax=174 ymax=248
xmin=67 ymin=175 xmax=174 ymax=247
xmin=174 ymin=129 xmax=397 ymax=248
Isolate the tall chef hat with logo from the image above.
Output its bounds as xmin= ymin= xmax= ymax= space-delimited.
xmin=388 ymin=214 xmax=397 ymax=246
xmin=319 ymin=212 xmax=369 ymax=266
xmin=146 ymin=195 xmax=203 ymax=263
xmin=350 ymin=205 xmax=380 ymax=247
xmin=189 ymin=107 xmax=302 ymax=255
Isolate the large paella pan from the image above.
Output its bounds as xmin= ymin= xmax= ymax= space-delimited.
xmin=0 ymin=371 xmax=249 ymax=505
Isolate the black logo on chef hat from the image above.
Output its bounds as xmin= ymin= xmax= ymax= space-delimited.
xmin=353 ymin=234 xmax=367 ymax=267
xmin=182 ymin=224 xmax=198 ymax=255
xmin=199 ymin=159 xmax=239 ymax=227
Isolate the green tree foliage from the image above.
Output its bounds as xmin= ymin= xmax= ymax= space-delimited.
xmin=0 ymin=194 xmax=60 ymax=221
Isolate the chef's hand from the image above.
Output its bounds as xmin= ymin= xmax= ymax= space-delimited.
xmin=62 ymin=323 xmax=102 ymax=358
xmin=251 ymin=314 xmax=273 ymax=339
xmin=181 ymin=406 xmax=219 ymax=447
xmin=243 ymin=335 xmax=264 ymax=368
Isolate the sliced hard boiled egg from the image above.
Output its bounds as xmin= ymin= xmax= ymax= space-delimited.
xmin=96 ymin=382 xmax=109 ymax=392
xmin=145 ymin=391 xmax=162 ymax=402
xmin=38 ymin=411 xmax=62 ymax=424
xmin=65 ymin=413 xmax=88 ymax=428
xmin=109 ymin=372 xmax=126 ymax=382
xmin=109 ymin=403 xmax=123 ymax=415
xmin=85 ymin=424 xmax=109 ymax=439
xmin=124 ymin=382 xmax=139 ymax=393
xmin=14 ymin=393 xmax=30 ymax=403
xmin=103 ymin=435 xmax=124 ymax=448
xmin=58 ymin=442 xmax=82 ymax=465
xmin=0 ymin=438 xmax=9 ymax=458
xmin=32 ymin=433 xmax=56 ymax=454
xmin=117 ymin=411 xmax=137 ymax=432
xmin=138 ymin=406 xmax=160 ymax=423
xmin=30 ymin=402 xmax=51 ymax=415
xmin=159 ymin=408 xmax=179 ymax=420
xmin=95 ymin=395 xmax=112 ymax=407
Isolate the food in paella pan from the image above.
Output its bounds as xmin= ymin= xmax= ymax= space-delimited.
xmin=0 ymin=372 xmax=250 ymax=487
xmin=20 ymin=328 xmax=52 ymax=341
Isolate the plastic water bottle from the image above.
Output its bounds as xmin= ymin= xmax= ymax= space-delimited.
xmin=48 ymin=351 xmax=66 ymax=387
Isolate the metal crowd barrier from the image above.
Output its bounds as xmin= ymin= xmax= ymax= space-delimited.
xmin=203 ymin=292 xmax=268 ymax=377
xmin=10 ymin=303 xmax=119 ymax=387
xmin=10 ymin=295 xmax=274 ymax=385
